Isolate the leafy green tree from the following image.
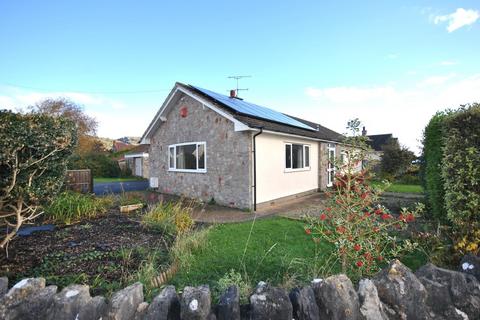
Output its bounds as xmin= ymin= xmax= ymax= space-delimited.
xmin=380 ymin=138 xmax=416 ymax=178
xmin=0 ymin=110 xmax=76 ymax=248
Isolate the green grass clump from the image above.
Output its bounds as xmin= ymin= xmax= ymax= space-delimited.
xmin=142 ymin=201 xmax=194 ymax=237
xmin=45 ymin=191 xmax=114 ymax=224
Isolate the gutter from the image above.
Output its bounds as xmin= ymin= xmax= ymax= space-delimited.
xmin=252 ymin=127 xmax=263 ymax=211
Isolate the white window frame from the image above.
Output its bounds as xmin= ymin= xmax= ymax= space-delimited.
xmin=285 ymin=143 xmax=311 ymax=172
xmin=327 ymin=143 xmax=336 ymax=187
xmin=168 ymin=141 xmax=207 ymax=173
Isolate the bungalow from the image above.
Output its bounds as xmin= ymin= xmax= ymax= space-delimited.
xmin=140 ymin=82 xmax=344 ymax=210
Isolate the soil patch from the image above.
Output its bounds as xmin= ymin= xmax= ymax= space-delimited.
xmin=0 ymin=209 xmax=172 ymax=296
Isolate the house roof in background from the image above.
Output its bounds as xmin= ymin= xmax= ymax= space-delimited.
xmin=182 ymin=83 xmax=344 ymax=143
xmin=125 ymin=144 xmax=149 ymax=155
xmin=367 ymin=134 xmax=395 ymax=151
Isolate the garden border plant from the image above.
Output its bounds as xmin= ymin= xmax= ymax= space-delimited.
xmin=0 ymin=110 xmax=76 ymax=248
xmin=305 ymin=119 xmax=421 ymax=279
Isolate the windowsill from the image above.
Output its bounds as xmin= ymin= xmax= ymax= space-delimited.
xmin=284 ymin=167 xmax=311 ymax=173
xmin=168 ymin=168 xmax=207 ymax=173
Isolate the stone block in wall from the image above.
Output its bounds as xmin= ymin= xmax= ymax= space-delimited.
xmin=105 ymin=282 xmax=144 ymax=320
xmin=373 ymin=259 xmax=431 ymax=320
xmin=289 ymin=286 xmax=319 ymax=320
xmin=312 ymin=274 xmax=360 ymax=320
xmin=357 ymin=279 xmax=388 ymax=320
xmin=78 ymin=296 xmax=108 ymax=320
xmin=180 ymin=285 xmax=212 ymax=320
xmin=0 ymin=277 xmax=7 ymax=297
xmin=250 ymin=282 xmax=292 ymax=320
xmin=0 ymin=278 xmax=47 ymax=320
xmin=416 ymin=262 xmax=480 ymax=320
xmin=216 ymin=285 xmax=240 ymax=320
xmin=46 ymin=284 xmax=92 ymax=320
xmin=145 ymin=285 xmax=180 ymax=320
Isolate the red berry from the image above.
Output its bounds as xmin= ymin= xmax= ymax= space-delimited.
xmin=320 ymin=213 xmax=327 ymax=220
xmin=354 ymin=244 xmax=361 ymax=251
xmin=406 ymin=213 xmax=415 ymax=222
xmin=356 ymin=261 xmax=364 ymax=267
xmin=381 ymin=213 xmax=391 ymax=220
xmin=305 ymin=228 xmax=312 ymax=235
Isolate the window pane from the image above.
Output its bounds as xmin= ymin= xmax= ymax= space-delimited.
xmin=285 ymin=144 xmax=291 ymax=168
xmin=198 ymin=144 xmax=205 ymax=169
xmin=329 ymin=149 xmax=335 ymax=169
xmin=176 ymin=144 xmax=197 ymax=169
xmin=169 ymin=147 xmax=175 ymax=168
xmin=292 ymin=144 xmax=303 ymax=169
xmin=304 ymin=146 xmax=310 ymax=167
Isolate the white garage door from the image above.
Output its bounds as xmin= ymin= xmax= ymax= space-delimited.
xmin=134 ymin=158 xmax=142 ymax=176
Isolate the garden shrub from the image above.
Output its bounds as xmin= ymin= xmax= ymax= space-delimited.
xmin=305 ymin=120 xmax=420 ymax=279
xmin=441 ymin=103 xmax=480 ymax=256
xmin=216 ymin=269 xmax=251 ymax=304
xmin=421 ymin=111 xmax=449 ymax=221
xmin=44 ymin=191 xmax=114 ymax=224
xmin=0 ymin=110 xmax=76 ymax=247
xmin=142 ymin=200 xmax=194 ymax=237
xmin=69 ymin=153 xmax=122 ymax=178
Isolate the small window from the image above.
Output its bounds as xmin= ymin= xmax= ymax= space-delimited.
xmin=168 ymin=142 xmax=206 ymax=173
xmin=285 ymin=143 xmax=310 ymax=170
xmin=285 ymin=144 xmax=292 ymax=168
xmin=304 ymin=146 xmax=310 ymax=167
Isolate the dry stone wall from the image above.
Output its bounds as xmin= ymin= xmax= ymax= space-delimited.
xmin=1 ymin=258 xmax=480 ymax=320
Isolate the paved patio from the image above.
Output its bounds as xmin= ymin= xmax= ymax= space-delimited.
xmin=191 ymin=192 xmax=328 ymax=223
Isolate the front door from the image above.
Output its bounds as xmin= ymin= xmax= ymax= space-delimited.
xmin=327 ymin=144 xmax=336 ymax=187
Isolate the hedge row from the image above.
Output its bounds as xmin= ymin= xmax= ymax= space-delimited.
xmin=422 ymin=103 xmax=480 ymax=232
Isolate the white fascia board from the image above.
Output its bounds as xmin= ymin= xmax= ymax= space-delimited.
xmin=125 ymin=153 xmax=149 ymax=159
xmin=176 ymin=87 xmax=250 ymax=132
xmin=256 ymin=128 xmax=341 ymax=145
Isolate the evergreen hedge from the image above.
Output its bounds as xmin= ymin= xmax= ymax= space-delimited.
xmin=441 ymin=103 xmax=480 ymax=230
xmin=421 ymin=112 xmax=448 ymax=221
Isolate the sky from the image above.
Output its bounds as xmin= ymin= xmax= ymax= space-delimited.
xmin=1 ymin=1 xmax=479 ymax=154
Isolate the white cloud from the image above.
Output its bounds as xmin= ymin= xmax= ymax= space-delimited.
xmin=440 ymin=60 xmax=458 ymax=66
xmin=303 ymin=74 xmax=480 ymax=154
xmin=417 ymin=74 xmax=455 ymax=87
xmin=434 ymin=8 xmax=479 ymax=32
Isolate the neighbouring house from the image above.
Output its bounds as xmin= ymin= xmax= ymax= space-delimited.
xmin=140 ymin=82 xmax=344 ymax=210
xmin=112 ymin=140 xmax=134 ymax=153
xmin=362 ymin=127 xmax=397 ymax=162
xmin=125 ymin=144 xmax=150 ymax=178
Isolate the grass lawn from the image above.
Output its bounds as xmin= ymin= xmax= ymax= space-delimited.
xmin=372 ymin=181 xmax=423 ymax=194
xmin=94 ymin=176 xmax=146 ymax=183
xmin=169 ymin=217 xmax=427 ymax=294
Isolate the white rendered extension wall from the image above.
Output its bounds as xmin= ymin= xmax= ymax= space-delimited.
xmin=255 ymin=132 xmax=319 ymax=204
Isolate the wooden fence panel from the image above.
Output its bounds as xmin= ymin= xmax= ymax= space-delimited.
xmin=65 ymin=169 xmax=93 ymax=193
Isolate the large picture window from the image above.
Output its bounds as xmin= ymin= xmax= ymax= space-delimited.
xmin=168 ymin=142 xmax=206 ymax=173
xmin=285 ymin=143 xmax=310 ymax=171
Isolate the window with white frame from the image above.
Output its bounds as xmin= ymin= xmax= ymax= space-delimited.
xmin=168 ymin=142 xmax=206 ymax=172
xmin=285 ymin=143 xmax=310 ymax=170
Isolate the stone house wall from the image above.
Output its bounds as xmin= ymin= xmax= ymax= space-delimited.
xmin=149 ymin=93 xmax=252 ymax=209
